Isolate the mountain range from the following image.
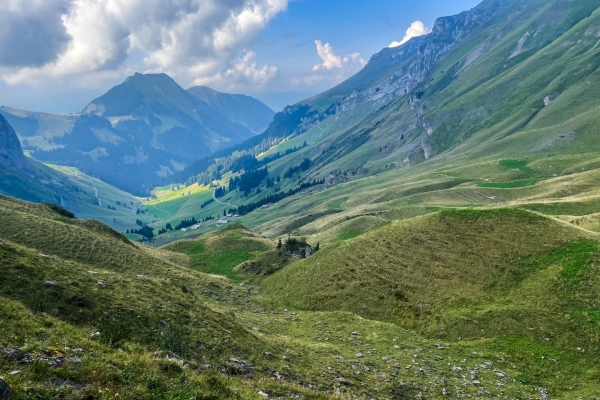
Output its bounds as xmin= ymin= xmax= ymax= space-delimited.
xmin=3 ymin=0 xmax=600 ymax=398
xmin=1 ymin=74 xmax=274 ymax=195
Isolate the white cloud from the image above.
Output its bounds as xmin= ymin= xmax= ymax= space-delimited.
xmin=0 ymin=0 xmax=287 ymax=90
xmin=312 ymin=40 xmax=342 ymax=71
xmin=193 ymin=50 xmax=277 ymax=90
xmin=389 ymin=21 xmax=430 ymax=48
xmin=294 ymin=40 xmax=366 ymax=87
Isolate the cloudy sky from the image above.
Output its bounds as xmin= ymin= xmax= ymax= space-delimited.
xmin=0 ymin=0 xmax=480 ymax=113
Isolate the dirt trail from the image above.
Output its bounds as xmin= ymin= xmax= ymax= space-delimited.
xmin=213 ymin=190 xmax=237 ymax=209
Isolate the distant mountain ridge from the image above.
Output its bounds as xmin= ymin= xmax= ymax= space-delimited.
xmin=187 ymin=86 xmax=274 ymax=134
xmin=1 ymin=74 xmax=274 ymax=195
xmin=0 ymin=112 xmax=97 ymax=209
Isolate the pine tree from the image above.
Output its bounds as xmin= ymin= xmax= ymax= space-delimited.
xmin=277 ymin=238 xmax=282 ymax=249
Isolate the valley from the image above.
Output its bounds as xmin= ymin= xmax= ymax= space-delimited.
xmin=1 ymin=0 xmax=600 ymax=398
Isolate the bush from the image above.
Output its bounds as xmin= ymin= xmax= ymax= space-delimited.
xmin=159 ymin=323 xmax=189 ymax=356
xmin=45 ymin=203 xmax=75 ymax=219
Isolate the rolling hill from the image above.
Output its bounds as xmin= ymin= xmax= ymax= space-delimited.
xmin=3 ymin=196 xmax=600 ymax=398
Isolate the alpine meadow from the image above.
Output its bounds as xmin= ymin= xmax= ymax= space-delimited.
xmin=1 ymin=0 xmax=600 ymax=399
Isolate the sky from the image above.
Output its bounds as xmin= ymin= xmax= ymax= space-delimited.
xmin=0 ymin=0 xmax=480 ymax=113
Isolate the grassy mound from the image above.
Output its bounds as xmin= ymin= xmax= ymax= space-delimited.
xmin=263 ymin=209 xmax=600 ymax=392
xmin=164 ymin=224 xmax=273 ymax=281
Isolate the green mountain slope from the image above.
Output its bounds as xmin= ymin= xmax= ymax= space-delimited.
xmin=144 ymin=0 xmax=600 ymax=247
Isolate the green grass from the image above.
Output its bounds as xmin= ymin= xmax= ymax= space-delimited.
xmin=164 ymin=224 xmax=272 ymax=281
xmin=476 ymin=178 xmax=539 ymax=188
xmin=499 ymin=159 xmax=533 ymax=173
xmin=261 ymin=209 xmax=600 ymax=395
xmin=332 ymin=230 xmax=362 ymax=242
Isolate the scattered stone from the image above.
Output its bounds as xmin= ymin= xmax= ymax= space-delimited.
xmin=394 ymin=345 xmax=400 ymax=349
xmin=44 ymin=281 xmax=57 ymax=286
xmin=0 ymin=346 xmax=21 ymax=361
xmin=51 ymin=379 xmax=93 ymax=392
xmin=355 ymin=353 xmax=365 ymax=358
xmin=435 ymin=355 xmax=443 ymax=361
xmin=273 ymin=371 xmax=287 ymax=380
xmin=223 ymin=358 xmax=254 ymax=377
xmin=136 ymin=275 xmax=148 ymax=279
xmin=19 ymin=349 xmax=82 ymax=367
xmin=97 ymin=281 xmax=108 ymax=288
xmin=252 ymin=327 xmax=260 ymax=331
xmin=0 ymin=379 xmax=11 ymax=400
xmin=452 ymin=366 xmax=462 ymax=372
xmin=381 ymin=357 xmax=388 ymax=361
xmin=337 ymin=377 xmax=353 ymax=385
xmin=472 ymin=380 xmax=481 ymax=387
xmin=87 ymin=271 xmax=98 ymax=274
xmin=539 ymin=387 xmax=549 ymax=399
xmin=258 ymin=390 xmax=269 ymax=397
xmin=8 ymin=371 xmax=19 ymax=376
xmin=90 ymin=331 xmax=101 ymax=338
xmin=496 ymin=372 xmax=506 ymax=379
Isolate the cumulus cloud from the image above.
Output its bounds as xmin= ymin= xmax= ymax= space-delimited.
xmin=312 ymin=40 xmax=342 ymax=71
xmin=0 ymin=0 xmax=287 ymax=89
xmin=389 ymin=21 xmax=430 ymax=48
xmin=193 ymin=50 xmax=278 ymax=90
xmin=294 ymin=40 xmax=365 ymax=87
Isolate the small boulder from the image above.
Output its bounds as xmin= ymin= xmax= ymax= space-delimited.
xmin=355 ymin=353 xmax=364 ymax=358
xmin=44 ymin=281 xmax=57 ymax=286
xmin=337 ymin=377 xmax=353 ymax=385
xmin=258 ymin=391 xmax=269 ymax=397
xmin=0 ymin=379 xmax=11 ymax=400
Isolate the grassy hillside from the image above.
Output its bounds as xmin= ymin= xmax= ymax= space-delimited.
xmin=262 ymin=209 xmax=600 ymax=395
xmin=164 ymin=224 xmax=273 ymax=281
xmin=3 ymin=195 xmax=600 ymax=398
xmin=128 ymin=0 xmax=600 ymax=249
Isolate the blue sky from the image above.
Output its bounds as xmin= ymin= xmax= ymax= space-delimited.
xmin=253 ymin=0 xmax=481 ymax=109
xmin=0 ymin=0 xmax=480 ymax=113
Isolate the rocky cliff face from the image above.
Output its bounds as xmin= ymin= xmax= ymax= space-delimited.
xmin=0 ymin=113 xmax=29 ymax=170
xmin=336 ymin=0 xmax=515 ymax=115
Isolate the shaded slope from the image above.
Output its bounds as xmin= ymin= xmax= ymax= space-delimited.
xmin=0 ymin=113 xmax=100 ymax=211
xmin=188 ymin=86 xmax=275 ymax=134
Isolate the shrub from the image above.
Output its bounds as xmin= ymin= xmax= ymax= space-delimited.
xmin=45 ymin=203 xmax=75 ymax=219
